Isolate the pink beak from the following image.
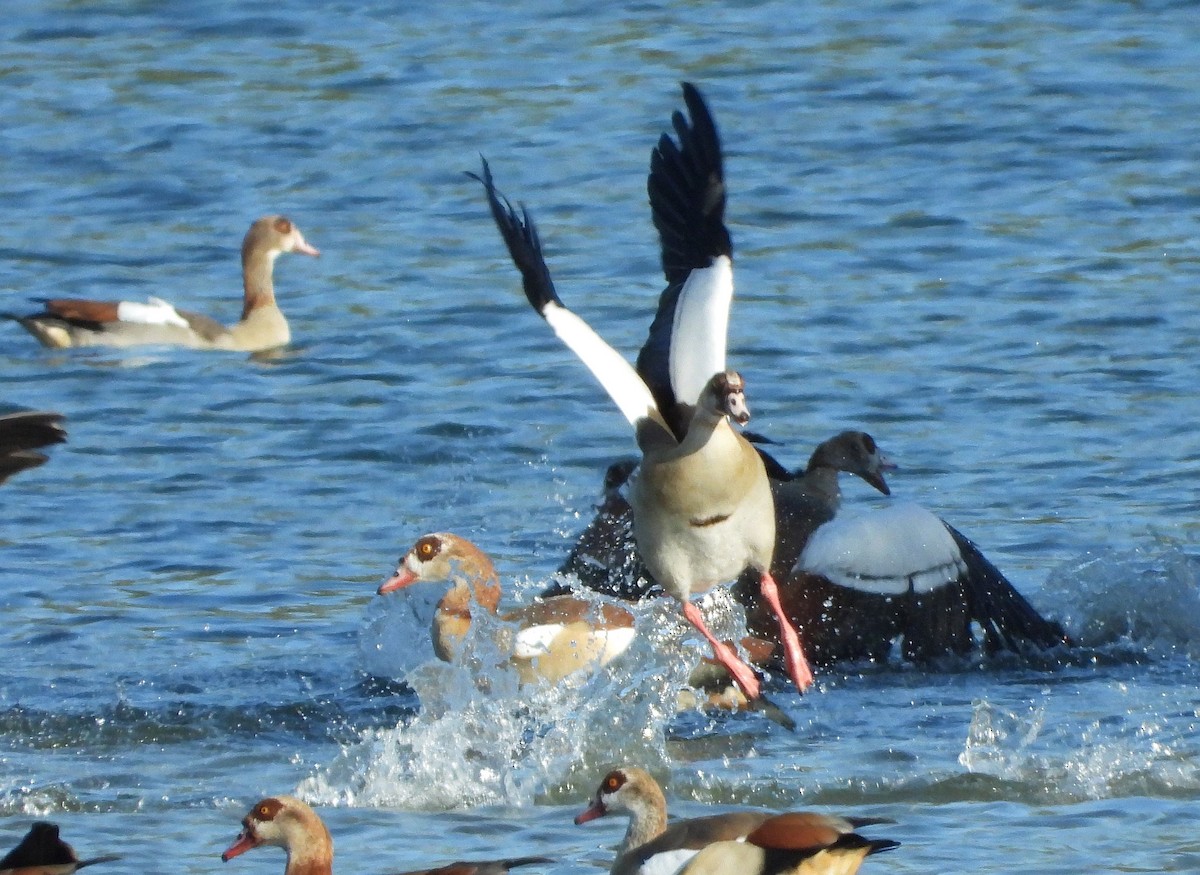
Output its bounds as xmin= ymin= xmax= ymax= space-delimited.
xmin=221 ymin=830 xmax=259 ymax=862
xmin=377 ymin=566 xmax=418 ymax=595
xmin=574 ymin=798 xmax=607 ymax=825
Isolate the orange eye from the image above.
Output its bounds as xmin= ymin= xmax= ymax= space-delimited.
xmin=420 ymin=543 xmax=433 ymax=557
xmin=259 ymin=805 xmax=270 ymax=816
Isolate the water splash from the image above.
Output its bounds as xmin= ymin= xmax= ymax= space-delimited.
xmin=1042 ymin=544 xmax=1200 ymax=657
xmin=958 ymin=700 xmax=1047 ymax=778
xmin=304 ymin=589 xmax=761 ymax=810
xmin=959 ymin=697 xmax=1200 ymax=802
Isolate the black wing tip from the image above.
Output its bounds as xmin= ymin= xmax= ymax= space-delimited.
xmin=469 ymin=156 xmax=562 ymax=315
xmin=947 ymin=524 xmax=1074 ymax=651
xmin=649 ymin=81 xmax=732 ymax=278
xmin=505 ymin=856 xmax=555 ymax=868
xmin=78 ymin=854 xmax=123 ymax=869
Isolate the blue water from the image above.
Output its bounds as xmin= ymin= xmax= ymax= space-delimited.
xmin=2 ymin=1 xmax=1200 ymax=873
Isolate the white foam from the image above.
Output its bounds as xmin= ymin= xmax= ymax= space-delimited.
xmin=312 ymin=594 xmax=732 ymax=810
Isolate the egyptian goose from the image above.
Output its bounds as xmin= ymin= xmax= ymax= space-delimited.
xmin=221 ymin=795 xmax=551 ymax=875
xmin=9 ymin=215 xmax=318 ymax=351
xmin=0 ymin=410 xmax=66 ymax=485
xmin=563 ymin=430 xmax=1068 ymax=665
xmin=674 ymin=812 xmax=900 ymax=875
xmin=574 ymin=767 xmax=890 ymax=875
xmin=767 ymin=436 xmax=1071 ymax=663
xmin=472 ymin=82 xmax=812 ymax=701
xmin=0 ymin=821 xmax=119 ymax=874
xmin=377 ymin=532 xmax=636 ymax=685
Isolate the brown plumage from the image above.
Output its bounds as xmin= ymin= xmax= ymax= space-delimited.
xmin=675 ymin=812 xmax=900 ymax=875
xmin=222 ymin=795 xmax=551 ymax=875
xmin=9 ymin=215 xmax=318 ymax=351
xmin=378 ymin=532 xmax=636 ymax=685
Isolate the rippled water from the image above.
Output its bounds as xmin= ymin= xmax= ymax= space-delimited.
xmin=2 ymin=1 xmax=1199 ymax=873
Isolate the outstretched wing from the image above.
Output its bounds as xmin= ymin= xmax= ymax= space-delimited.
xmin=639 ymin=82 xmax=734 ymax=429
xmin=471 ymin=159 xmax=671 ymax=437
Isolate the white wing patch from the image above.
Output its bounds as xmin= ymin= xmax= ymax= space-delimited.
xmin=512 ymin=624 xmax=560 ymax=659
xmin=640 ymin=848 xmax=700 ymax=875
xmin=511 ymin=624 xmax=636 ymax=665
xmin=597 ymin=626 xmax=636 ymax=663
xmin=541 ymin=301 xmax=668 ymax=431
xmin=669 ymin=255 xmax=733 ymax=406
xmin=116 ymin=297 xmax=189 ymax=328
xmin=798 ymin=502 xmax=966 ymax=595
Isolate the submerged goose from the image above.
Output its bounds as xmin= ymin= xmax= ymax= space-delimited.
xmin=379 ymin=533 xmax=791 ymax=723
xmin=377 ymin=532 xmax=636 ymax=685
xmin=0 ymin=821 xmax=119 ymax=874
xmin=9 ymin=215 xmax=318 ymax=351
xmin=472 ymin=83 xmax=812 ymax=701
xmin=0 ymin=410 xmax=66 ymax=485
xmin=574 ymin=767 xmax=892 ymax=875
xmin=221 ymin=795 xmax=551 ymax=875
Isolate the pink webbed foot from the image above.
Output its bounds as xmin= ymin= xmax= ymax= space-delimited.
xmin=682 ymin=600 xmax=762 ymax=700
xmin=759 ymin=571 xmax=815 ymax=692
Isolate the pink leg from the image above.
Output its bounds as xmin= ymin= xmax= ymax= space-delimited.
xmin=682 ymin=600 xmax=761 ymax=700
xmin=759 ymin=571 xmax=814 ymax=692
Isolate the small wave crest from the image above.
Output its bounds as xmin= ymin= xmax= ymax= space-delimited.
xmin=958 ymin=697 xmax=1200 ymax=802
xmin=1042 ymin=542 xmax=1200 ymax=658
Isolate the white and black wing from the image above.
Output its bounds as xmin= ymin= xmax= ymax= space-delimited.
xmin=472 ymin=159 xmax=670 ymax=436
xmin=798 ymin=503 xmax=1069 ymax=658
xmin=638 ymin=82 xmax=734 ymax=426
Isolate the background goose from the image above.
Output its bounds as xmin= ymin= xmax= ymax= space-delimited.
xmin=574 ymin=766 xmax=889 ymax=875
xmin=9 ymin=215 xmax=317 ymax=351
xmin=0 ymin=821 xmax=119 ymax=874
xmin=222 ymin=795 xmax=550 ymax=875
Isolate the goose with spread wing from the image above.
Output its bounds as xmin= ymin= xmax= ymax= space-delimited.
xmin=470 ymin=84 xmax=812 ymax=700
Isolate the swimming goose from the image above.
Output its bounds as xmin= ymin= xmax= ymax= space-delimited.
xmin=9 ymin=215 xmax=318 ymax=351
xmin=574 ymin=767 xmax=889 ymax=875
xmin=0 ymin=410 xmax=66 ymax=485
xmin=221 ymin=795 xmax=551 ymax=875
xmin=674 ymin=812 xmax=900 ymax=875
xmin=472 ymin=83 xmax=812 ymax=700
xmin=0 ymin=821 xmax=119 ymax=874
xmin=776 ymin=478 xmax=1071 ymax=663
xmin=377 ymin=532 xmax=636 ymax=685
xmin=742 ymin=430 xmax=1067 ymax=663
